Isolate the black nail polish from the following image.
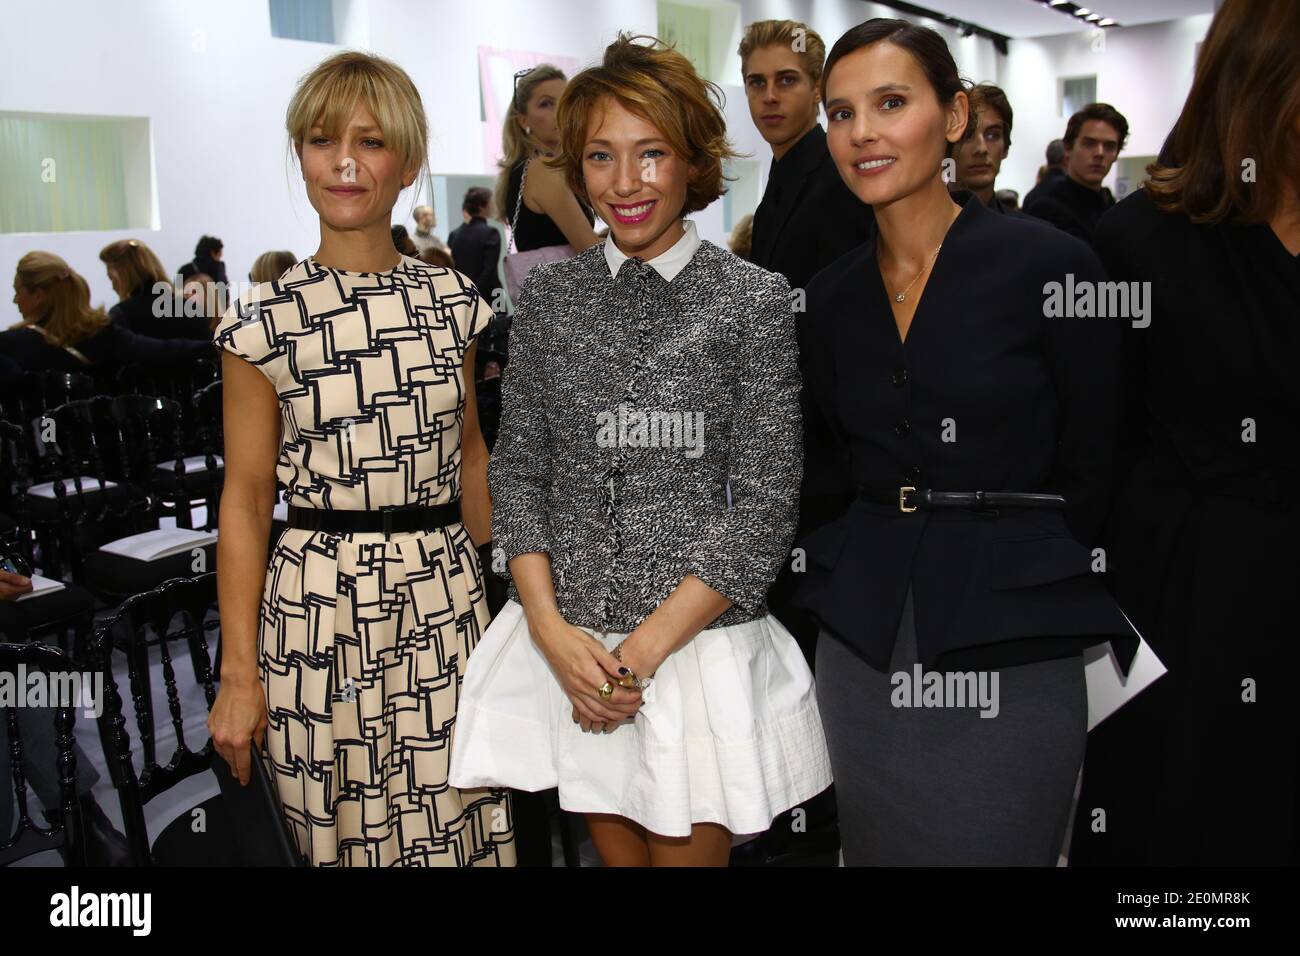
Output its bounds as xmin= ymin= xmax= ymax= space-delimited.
xmin=618 ymin=667 xmax=629 ymax=675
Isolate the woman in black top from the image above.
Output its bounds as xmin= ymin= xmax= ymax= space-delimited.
xmin=5 ymin=252 xmax=210 ymax=375
xmin=794 ymin=20 xmax=1138 ymax=865
xmin=101 ymin=239 xmax=211 ymax=340
xmin=1070 ymin=0 xmax=1300 ymax=866
xmin=494 ymin=65 xmax=599 ymax=253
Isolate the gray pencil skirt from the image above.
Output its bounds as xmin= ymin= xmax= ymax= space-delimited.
xmin=816 ymin=588 xmax=1086 ymax=866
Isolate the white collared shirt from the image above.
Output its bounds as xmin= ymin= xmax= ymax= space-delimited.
xmin=603 ymin=219 xmax=700 ymax=282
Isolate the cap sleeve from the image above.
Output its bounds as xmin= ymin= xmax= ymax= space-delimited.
xmin=212 ymin=285 xmax=282 ymax=385
xmin=463 ymin=287 xmax=495 ymax=344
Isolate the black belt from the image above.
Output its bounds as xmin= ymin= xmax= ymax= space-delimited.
xmin=857 ymin=485 xmax=1067 ymax=513
xmin=286 ymin=500 xmax=462 ymax=536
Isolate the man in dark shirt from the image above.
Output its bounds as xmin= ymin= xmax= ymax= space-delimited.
xmin=951 ymin=83 xmax=1027 ymax=218
xmin=1024 ymin=103 xmax=1129 ymax=247
xmin=744 ymin=25 xmax=873 ymax=293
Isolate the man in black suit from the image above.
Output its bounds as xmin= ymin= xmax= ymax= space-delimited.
xmin=733 ymin=17 xmax=872 ymax=868
xmin=742 ymin=19 xmax=873 ymax=668
xmin=744 ymin=23 xmax=874 ymax=293
xmin=1024 ymin=103 xmax=1128 ymax=247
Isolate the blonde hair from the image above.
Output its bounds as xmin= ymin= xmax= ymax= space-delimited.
xmin=13 ymin=251 xmax=109 ymax=348
xmin=493 ymin=64 xmax=568 ymax=222
xmin=250 ymin=250 xmax=298 ymax=283
xmin=738 ymin=19 xmax=828 ymax=88
xmin=99 ymin=238 xmax=169 ymax=298
xmin=553 ymin=35 xmax=737 ymax=217
xmin=285 ymin=51 xmax=429 ymax=207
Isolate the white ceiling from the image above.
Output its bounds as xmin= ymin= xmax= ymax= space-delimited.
xmin=919 ymin=0 xmax=1214 ymax=38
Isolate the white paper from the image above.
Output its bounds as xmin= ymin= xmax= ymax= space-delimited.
xmin=98 ymin=527 xmax=217 ymax=562
xmin=1085 ymin=611 xmax=1167 ymax=732
xmin=15 ymin=573 xmax=67 ymax=601
xmin=27 ymin=477 xmax=117 ymax=498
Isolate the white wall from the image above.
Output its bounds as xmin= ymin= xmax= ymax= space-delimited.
xmin=0 ymin=0 xmax=1209 ymax=317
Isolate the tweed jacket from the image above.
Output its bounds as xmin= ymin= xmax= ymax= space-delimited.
xmin=489 ymin=236 xmax=802 ymax=632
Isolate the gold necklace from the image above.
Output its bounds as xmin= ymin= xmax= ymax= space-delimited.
xmin=888 ymin=244 xmax=943 ymax=304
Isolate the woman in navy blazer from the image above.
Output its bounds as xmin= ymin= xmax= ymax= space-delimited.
xmin=793 ymin=19 xmax=1138 ymax=865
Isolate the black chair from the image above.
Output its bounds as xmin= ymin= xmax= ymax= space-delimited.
xmin=113 ymin=357 xmax=219 ymax=456
xmin=0 ymin=422 xmax=97 ymax=654
xmin=89 ymin=573 xmax=304 ymax=866
xmin=0 ymin=641 xmax=90 ymax=866
xmin=191 ymin=380 xmax=225 ymax=531
xmin=0 ymin=370 xmax=94 ymax=430
xmin=27 ymin=398 xmax=155 ymax=586
xmin=36 ymin=397 xmax=216 ymax=604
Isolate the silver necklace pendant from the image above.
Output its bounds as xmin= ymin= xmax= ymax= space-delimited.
xmin=894 ymin=292 xmax=906 ymax=303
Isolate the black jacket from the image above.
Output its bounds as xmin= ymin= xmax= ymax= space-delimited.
xmin=750 ymin=123 xmax=874 ymax=513
xmin=449 ymin=217 xmax=503 ymax=305
xmin=1021 ymin=166 xmax=1065 ymax=210
xmin=792 ymin=194 xmax=1138 ymax=672
xmin=749 ymin=123 xmax=875 ymax=292
xmin=109 ymin=283 xmax=212 ymax=340
xmin=1024 ymin=172 xmax=1115 ymax=247
xmin=0 ymin=320 xmax=211 ymax=375
xmin=1070 ymin=189 xmax=1300 ymax=865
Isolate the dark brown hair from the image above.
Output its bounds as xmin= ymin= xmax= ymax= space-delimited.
xmin=822 ymin=18 xmax=974 ymax=145
xmin=553 ymin=34 xmax=737 ymax=216
xmin=1064 ymin=103 xmax=1128 ymax=151
xmin=970 ymin=83 xmax=1013 ymax=150
xmin=1145 ymin=0 xmax=1300 ymax=223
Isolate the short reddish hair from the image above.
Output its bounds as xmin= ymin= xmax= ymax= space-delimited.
xmin=551 ymin=34 xmax=738 ymax=216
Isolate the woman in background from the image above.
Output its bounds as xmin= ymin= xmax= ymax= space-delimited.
xmin=249 ymin=250 xmax=297 ymax=284
xmin=1070 ymin=0 xmax=1300 ymax=866
xmin=495 ymin=65 xmax=601 ymax=254
xmin=101 ymin=238 xmax=211 ymax=340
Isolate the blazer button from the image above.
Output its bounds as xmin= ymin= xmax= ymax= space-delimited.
xmin=895 ymin=419 xmax=911 ymax=437
xmin=891 ymin=368 xmax=908 ymax=387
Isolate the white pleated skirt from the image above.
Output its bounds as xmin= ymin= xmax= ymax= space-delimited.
xmin=449 ymin=600 xmax=833 ymax=838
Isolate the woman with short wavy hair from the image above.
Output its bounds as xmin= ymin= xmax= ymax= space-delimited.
xmin=451 ymin=34 xmax=831 ymax=868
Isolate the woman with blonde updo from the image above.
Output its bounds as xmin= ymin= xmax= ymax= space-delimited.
xmin=495 ymin=64 xmax=600 ymax=254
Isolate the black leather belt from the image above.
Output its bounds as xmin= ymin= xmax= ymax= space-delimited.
xmin=286 ymin=500 xmax=462 ymax=536
xmin=857 ymin=485 xmax=1067 ymax=513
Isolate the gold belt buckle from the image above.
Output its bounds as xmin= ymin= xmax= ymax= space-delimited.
xmin=899 ymin=486 xmax=917 ymax=513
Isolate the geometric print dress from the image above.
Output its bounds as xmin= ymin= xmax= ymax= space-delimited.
xmin=213 ymin=255 xmax=516 ymax=866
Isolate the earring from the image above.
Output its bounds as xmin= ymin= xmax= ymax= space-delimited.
xmin=524 ymin=126 xmax=531 ymax=135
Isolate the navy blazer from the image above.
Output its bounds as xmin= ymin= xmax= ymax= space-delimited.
xmin=792 ymin=194 xmax=1139 ymax=672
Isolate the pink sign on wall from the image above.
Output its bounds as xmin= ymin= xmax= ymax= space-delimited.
xmin=478 ymin=46 xmax=584 ymax=174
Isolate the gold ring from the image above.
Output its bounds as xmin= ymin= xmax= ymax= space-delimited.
xmin=597 ymin=681 xmax=614 ymax=700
